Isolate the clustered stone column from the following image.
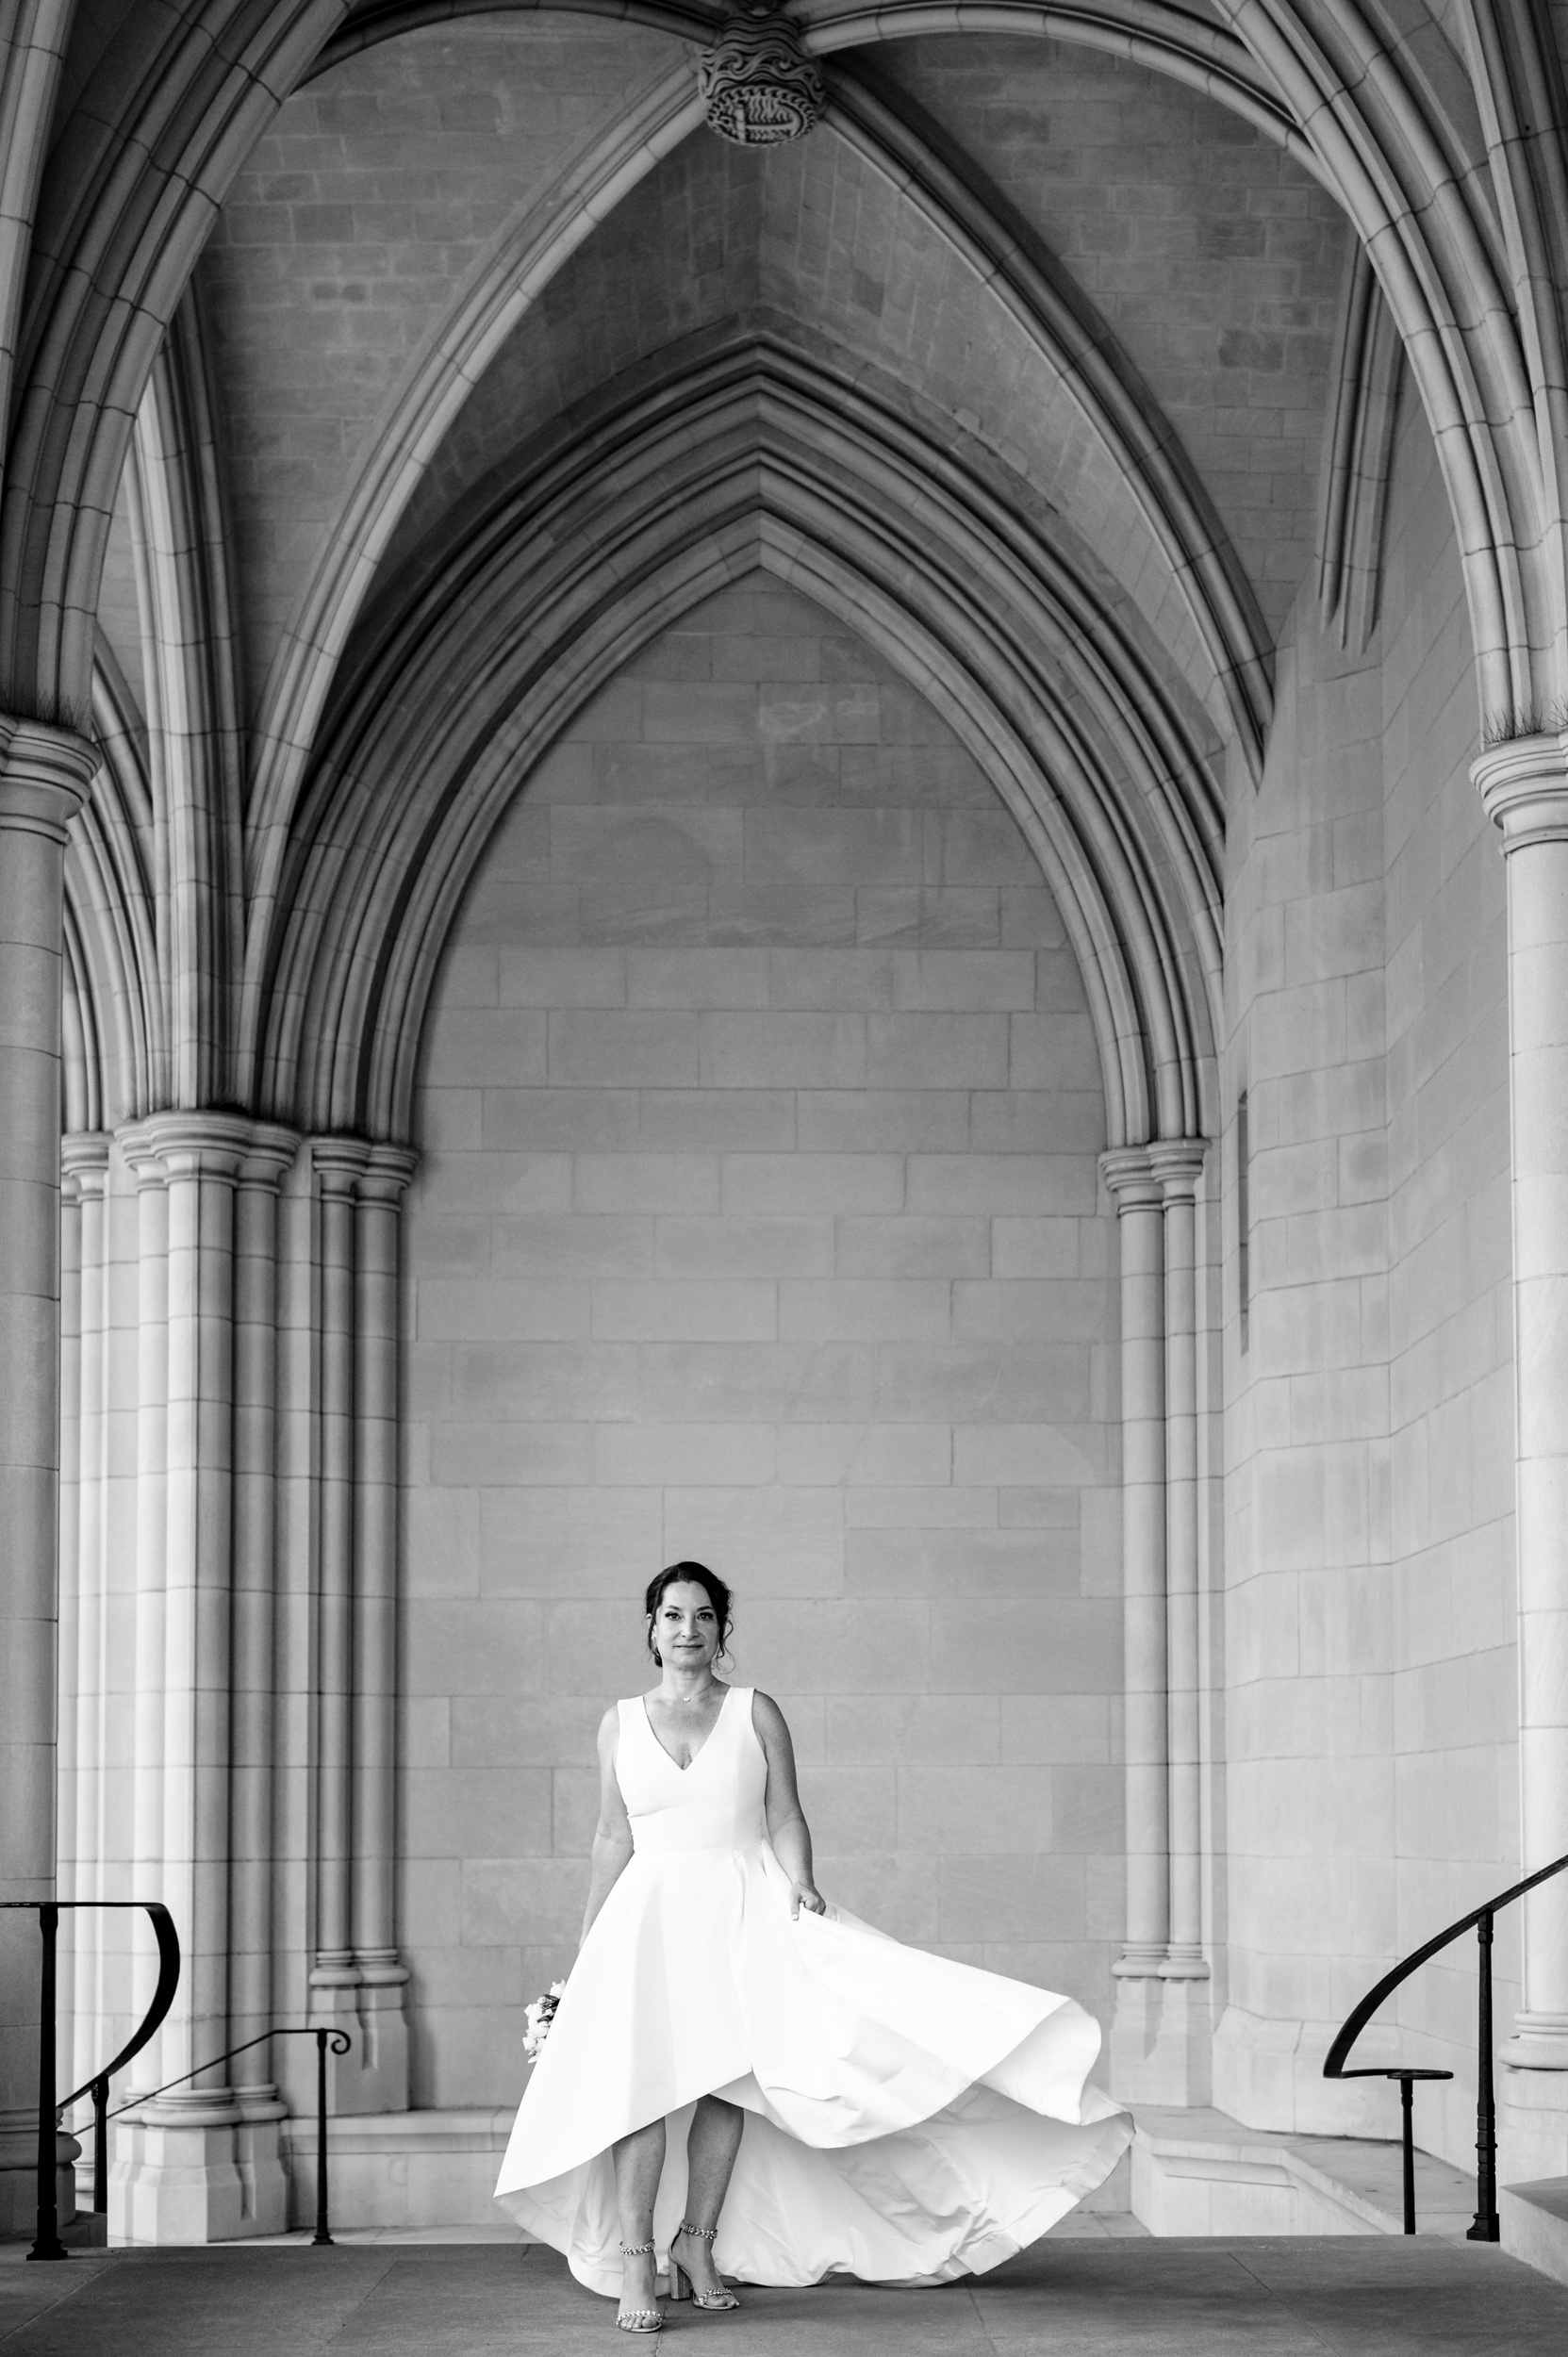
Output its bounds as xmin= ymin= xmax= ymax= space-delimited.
xmin=51 ymin=1120 xmax=419 ymax=2237
xmin=230 ymin=1133 xmax=296 ymax=2128
xmin=0 ymin=722 xmax=98 ymax=2234
xmin=105 ymin=1113 xmax=297 ymax=2243
xmin=1475 ymin=736 xmax=1568 ymax=2180
xmin=307 ymin=1138 xmax=417 ymax=2116
xmin=57 ymin=1130 xmax=109 ymax=2106
xmin=1102 ymin=1138 xmax=1211 ymax=2104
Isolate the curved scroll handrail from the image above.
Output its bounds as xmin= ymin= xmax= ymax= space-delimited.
xmin=87 ymin=2025 xmax=355 ymax=2247
xmin=1324 ymin=1848 xmax=1568 ymax=2080
xmin=0 ymin=1897 xmax=181 ymax=2261
xmin=1323 ymin=1846 xmax=1568 ymax=2241
xmin=58 ymin=1903 xmax=181 ymax=2111
xmin=93 ymin=2022 xmax=350 ymax=2122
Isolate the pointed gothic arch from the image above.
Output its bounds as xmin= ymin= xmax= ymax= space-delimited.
xmin=1 ymin=0 xmax=1562 ymax=774
xmin=248 ymin=333 xmax=1222 ymax=1150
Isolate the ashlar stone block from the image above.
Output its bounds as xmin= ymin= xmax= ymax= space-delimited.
xmin=404 ymin=570 xmax=1116 ymax=2119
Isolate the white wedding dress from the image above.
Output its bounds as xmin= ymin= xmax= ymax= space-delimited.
xmin=494 ymin=1684 xmax=1131 ymax=2290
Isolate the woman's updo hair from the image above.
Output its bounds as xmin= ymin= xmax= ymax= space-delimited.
xmin=645 ymin=1560 xmax=734 ymax=1667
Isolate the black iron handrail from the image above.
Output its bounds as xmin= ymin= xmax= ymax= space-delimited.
xmin=1325 ymin=1845 xmax=1568 ymax=2239
xmin=90 ymin=2026 xmax=354 ymax=2246
xmin=0 ymin=1900 xmax=179 ymax=2262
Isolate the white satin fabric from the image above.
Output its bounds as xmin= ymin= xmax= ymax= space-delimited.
xmin=494 ymin=1684 xmax=1131 ymax=2290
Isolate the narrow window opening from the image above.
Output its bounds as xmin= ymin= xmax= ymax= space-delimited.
xmin=1237 ymin=1089 xmax=1250 ymax=1355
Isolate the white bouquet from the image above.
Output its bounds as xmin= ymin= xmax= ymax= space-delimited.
xmin=523 ymin=1980 xmax=568 ymax=2063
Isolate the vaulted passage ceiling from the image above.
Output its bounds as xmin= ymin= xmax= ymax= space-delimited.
xmin=177 ymin=21 xmax=1347 ymax=743
xmin=74 ymin=5 xmax=1366 ymax=1148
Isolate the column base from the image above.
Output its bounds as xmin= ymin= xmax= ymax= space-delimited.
xmin=236 ymin=2085 xmax=290 ymax=2236
xmin=1500 ymin=2046 xmax=1568 ymax=2186
xmin=109 ymin=2090 xmax=288 ymax=2244
xmin=309 ymin=1968 xmax=411 ymax=2115
xmin=0 ymin=2108 xmax=80 ymax=2237
xmin=1109 ymin=1966 xmax=1213 ymax=2105
xmin=1500 ymin=2012 xmax=1568 ymax=2073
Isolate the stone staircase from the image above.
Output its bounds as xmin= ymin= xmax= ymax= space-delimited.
xmin=1131 ymin=2104 xmax=1568 ymax=2287
xmin=232 ymin=2102 xmax=1568 ymax=2291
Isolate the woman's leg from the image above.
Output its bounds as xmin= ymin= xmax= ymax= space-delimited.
xmin=612 ymin=2118 xmax=667 ymax=2320
xmin=672 ymin=2095 xmax=744 ymax=2296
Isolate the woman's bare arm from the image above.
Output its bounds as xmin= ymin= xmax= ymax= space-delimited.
xmin=753 ymin=1690 xmax=825 ymax=1918
xmin=580 ymin=1706 xmax=635 ymax=1948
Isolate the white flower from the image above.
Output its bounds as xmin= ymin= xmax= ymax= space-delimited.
xmin=522 ymin=1981 xmax=567 ymax=2062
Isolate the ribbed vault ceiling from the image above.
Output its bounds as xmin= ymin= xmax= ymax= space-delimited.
xmin=54 ymin=0 xmax=1544 ymax=1152
xmin=185 ymin=17 xmax=1347 ymax=749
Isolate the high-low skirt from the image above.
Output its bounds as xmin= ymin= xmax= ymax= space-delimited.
xmin=493 ymin=1836 xmax=1131 ymax=2292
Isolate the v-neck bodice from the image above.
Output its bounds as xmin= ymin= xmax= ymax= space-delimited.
xmin=642 ymin=1684 xmax=732 ymax=1772
xmin=615 ymin=1684 xmax=766 ymax=1855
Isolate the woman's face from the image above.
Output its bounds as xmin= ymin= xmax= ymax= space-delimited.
xmin=652 ymin=1581 xmax=722 ymax=1672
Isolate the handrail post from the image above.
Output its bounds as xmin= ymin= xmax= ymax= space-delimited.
xmin=91 ymin=2076 xmax=107 ymax=2214
xmin=312 ymin=2027 xmax=333 ymax=2247
xmin=26 ymin=1904 xmax=66 ymax=2262
xmin=1468 ymin=1909 xmax=1499 ymax=2242
xmin=1399 ymin=2078 xmax=1415 ymax=2233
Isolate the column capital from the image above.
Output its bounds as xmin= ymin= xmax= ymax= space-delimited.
xmin=311 ymin=1134 xmax=372 ymax=1197
xmin=238 ymin=1123 xmax=301 ymax=1192
xmin=60 ymin=1129 xmax=111 ymax=1203
xmin=360 ymin=1141 xmax=419 ymax=1204
xmin=1474 ymin=731 xmax=1568 ymax=850
xmin=0 ymin=716 xmax=98 ymax=844
xmin=119 ymin=1117 xmax=169 ymax=1189
xmin=120 ymin=1113 xmax=301 ymax=1189
xmin=1100 ymin=1143 xmax=1163 ymax=1210
xmin=1147 ymin=1138 xmax=1208 ymax=1204
xmin=132 ymin=1110 xmax=262 ymax=1183
xmin=311 ymin=1134 xmax=418 ymax=1203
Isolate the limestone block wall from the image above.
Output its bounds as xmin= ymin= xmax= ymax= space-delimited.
xmin=1218 ymin=543 xmax=1393 ymax=2138
xmin=1217 ymin=371 xmax=1515 ymax=2172
xmin=401 ymin=573 xmax=1121 ymax=2110
xmin=1378 ymin=379 xmax=1514 ymax=2155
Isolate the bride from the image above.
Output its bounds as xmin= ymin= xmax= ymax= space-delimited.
xmin=494 ymin=1561 xmax=1131 ymax=2330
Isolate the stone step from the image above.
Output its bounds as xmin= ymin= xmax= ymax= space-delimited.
xmin=1131 ymin=2102 xmax=1477 ymax=2238
xmin=191 ymin=2100 xmax=1567 ymax=2299
xmin=1501 ymin=2179 xmax=1568 ymax=2287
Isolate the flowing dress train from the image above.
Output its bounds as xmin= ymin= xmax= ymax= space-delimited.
xmin=494 ymin=1684 xmax=1131 ymax=2290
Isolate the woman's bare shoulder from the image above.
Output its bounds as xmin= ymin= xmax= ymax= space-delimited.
xmin=595 ymin=1702 xmax=621 ymax=1754
xmin=750 ymin=1689 xmax=790 ymax=1742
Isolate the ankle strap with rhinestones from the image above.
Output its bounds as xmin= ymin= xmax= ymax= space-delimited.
xmin=620 ymin=2241 xmax=655 ymax=2256
xmin=677 ymin=2221 xmax=718 ymax=2241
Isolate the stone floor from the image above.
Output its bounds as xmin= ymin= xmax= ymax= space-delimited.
xmin=231 ymin=2202 xmax=1149 ymax=2247
xmin=4 ymin=2238 xmax=1568 ymax=2353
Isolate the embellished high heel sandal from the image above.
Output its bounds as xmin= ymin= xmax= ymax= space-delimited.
xmin=617 ymin=2242 xmax=664 ymax=2332
xmin=668 ymin=2221 xmax=742 ymax=2312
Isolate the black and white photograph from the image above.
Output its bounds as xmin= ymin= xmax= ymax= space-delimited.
xmin=1 ymin=0 xmax=1567 ymax=2348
